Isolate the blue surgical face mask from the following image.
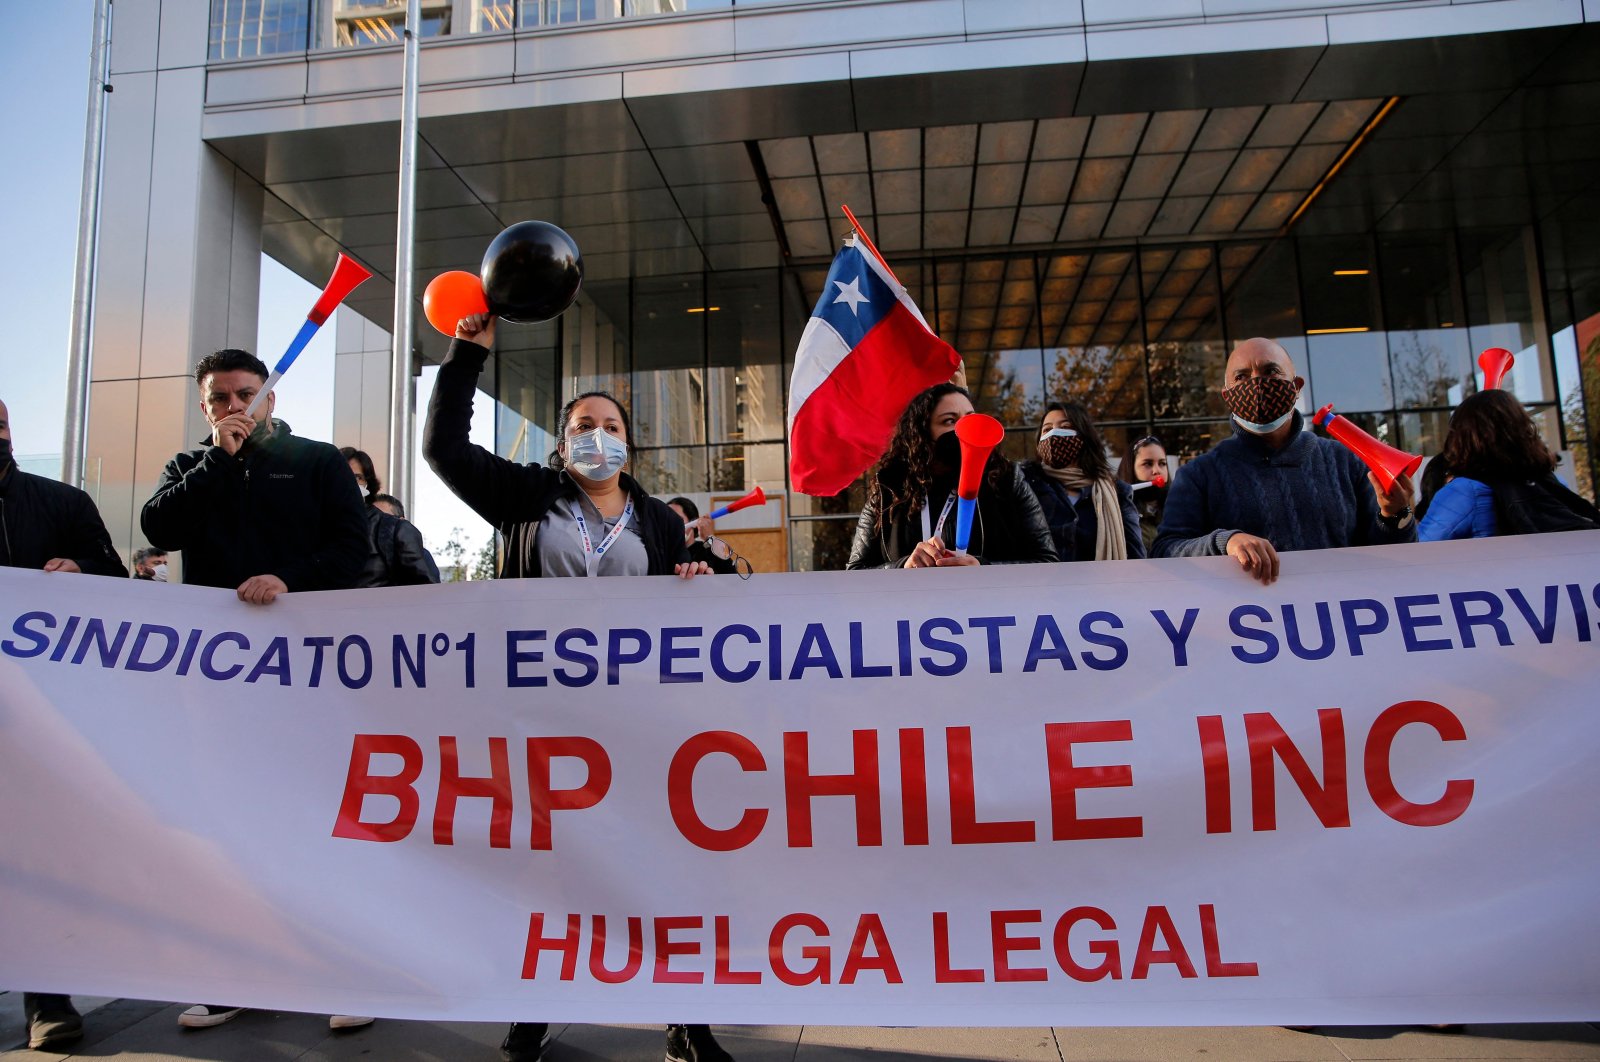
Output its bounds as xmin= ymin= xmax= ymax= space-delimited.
xmin=566 ymin=426 xmax=628 ymax=481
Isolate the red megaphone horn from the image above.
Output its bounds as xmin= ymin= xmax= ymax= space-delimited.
xmin=1313 ymin=404 xmax=1422 ymax=493
xmin=308 ymin=253 xmax=374 ymax=325
xmin=952 ymin=413 xmax=1005 ymax=552
xmin=706 ymin=486 xmax=766 ymax=521
xmin=1478 ymin=347 xmax=1514 ymax=391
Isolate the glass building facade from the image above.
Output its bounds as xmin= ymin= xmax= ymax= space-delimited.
xmin=189 ymin=0 xmax=1599 ymax=577
xmin=478 ymin=224 xmax=1593 ymax=572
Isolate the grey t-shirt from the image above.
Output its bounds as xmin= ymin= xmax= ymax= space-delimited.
xmin=537 ymin=493 xmax=648 ymax=577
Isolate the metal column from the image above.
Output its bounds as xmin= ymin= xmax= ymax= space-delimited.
xmin=388 ymin=0 xmax=422 ymax=515
xmin=62 ymin=0 xmax=114 ymax=488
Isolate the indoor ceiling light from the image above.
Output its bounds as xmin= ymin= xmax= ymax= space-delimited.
xmin=1307 ymin=326 xmax=1370 ymax=334
xmin=1333 ymin=269 xmax=1370 ymax=276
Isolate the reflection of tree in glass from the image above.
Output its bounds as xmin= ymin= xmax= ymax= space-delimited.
xmin=1042 ymin=346 xmax=1119 ymax=418
xmin=1391 ymin=331 xmax=1462 ymax=408
xmin=966 ymin=352 xmax=1036 ymax=428
xmin=1147 ymin=340 xmax=1226 ymax=420
xmin=1565 ymin=330 xmax=1600 ymax=500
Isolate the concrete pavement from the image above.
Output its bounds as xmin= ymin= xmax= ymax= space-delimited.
xmin=3 ymin=995 xmax=1598 ymax=1061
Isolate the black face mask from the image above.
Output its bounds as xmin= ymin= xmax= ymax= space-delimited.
xmin=0 ymin=437 xmax=12 ymax=471
xmin=931 ymin=428 xmax=962 ymax=472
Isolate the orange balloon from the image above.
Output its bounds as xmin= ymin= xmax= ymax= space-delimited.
xmin=423 ymin=270 xmax=490 ymax=337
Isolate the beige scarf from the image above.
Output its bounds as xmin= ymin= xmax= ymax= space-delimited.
xmin=1039 ymin=464 xmax=1127 ymax=561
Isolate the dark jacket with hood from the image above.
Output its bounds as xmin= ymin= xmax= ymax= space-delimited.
xmin=1152 ymin=412 xmax=1417 ymax=558
xmin=423 ymin=339 xmax=690 ymax=578
xmin=0 ymin=461 xmax=127 ymax=577
xmin=847 ymin=460 xmax=1059 ymax=569
xmin=140 ymin=419 xmax=369 ymax=591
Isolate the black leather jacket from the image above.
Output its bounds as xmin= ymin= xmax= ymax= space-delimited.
xmin=847 ymin=462 xmax=1059 ymax=568
xmin=358 ymin=505 xmax=441 ymax=587
xmin=0 ymin=463 xmax=127 ymax=576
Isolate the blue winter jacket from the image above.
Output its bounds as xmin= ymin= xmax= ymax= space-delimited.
xmin=1417 ymin=477 xmax=1496 ymax=541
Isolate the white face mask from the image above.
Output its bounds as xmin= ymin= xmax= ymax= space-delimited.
xmin=151 ymin=563 xmax=169 ymax=582
xmin=1232 ymin=409 xmax=1296 ymax=435
xmin=565 ymin=426 xmax=628 ymax=481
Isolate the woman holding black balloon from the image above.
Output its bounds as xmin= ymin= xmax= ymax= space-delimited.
xmin=1021 ymin=401 xmax=1144 ymax=562
xmin=422 ymin=314 xmax=726 ymax=1062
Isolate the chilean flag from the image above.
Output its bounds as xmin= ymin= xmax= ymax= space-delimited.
xmin=787 ymin=242 xmax=962 ymax=496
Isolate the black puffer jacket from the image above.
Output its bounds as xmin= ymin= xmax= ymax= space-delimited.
xmin=358 ymin=506 xmax=441 ymax=587
xmin=423 ymin=339 xmax=689 ymax=578
xmin=141 ymin=420 xmax=369 ymax=591
xmin=0 ymin=464 xmax=127 ymax=576
xmin=847 ymin=462 xmax=1059 ymax=568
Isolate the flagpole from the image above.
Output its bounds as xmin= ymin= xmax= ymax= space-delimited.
xmin=840 ymin=204 xmax=899 ymax=284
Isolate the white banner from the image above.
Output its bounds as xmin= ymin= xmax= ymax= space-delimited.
xmin=3 ymin=534 xmax=1599 ymax=1026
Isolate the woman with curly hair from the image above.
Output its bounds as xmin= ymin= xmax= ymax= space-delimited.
xmin=1418 ymin=389 xmax=1599 ymax=540
xmin=847 ymin=383 xmax=1057 ymax=568
xmin=1021 ymin=401 xmax=1144 ymax=562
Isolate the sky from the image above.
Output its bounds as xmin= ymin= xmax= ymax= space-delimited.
xmin=0 ymin=2 xmax=491 ymax=564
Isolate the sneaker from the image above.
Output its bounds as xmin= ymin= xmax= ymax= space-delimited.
xmin=23 ymin=994 xmax=83 ymax=1050
xmin=178 ymin=1005 xmax=245 ymax=1028
xmin=329 ymin=1015 xmax=376 ymax=1030
xmin=501 ymin=1022 xmax=551 ymax=1062
xmin=665 ymin=1023 xmax=734 ymax=1062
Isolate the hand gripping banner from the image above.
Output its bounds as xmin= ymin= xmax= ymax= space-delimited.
xmin=2 ymin=534 xmax=1598 ymax=1025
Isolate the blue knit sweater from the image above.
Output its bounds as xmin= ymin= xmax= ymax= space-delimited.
xmin=1151 ymin=413 xmax=1417 ymax=558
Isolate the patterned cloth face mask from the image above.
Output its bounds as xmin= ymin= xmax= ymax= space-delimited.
xmin=1037 ymin=428 xmax=1083 ymax=469
xmin=1223 ymin=376 xmax=1300 ymax=434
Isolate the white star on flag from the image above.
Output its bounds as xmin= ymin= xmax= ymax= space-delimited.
xmin=832 ymin=276 xmax=869 ymax=316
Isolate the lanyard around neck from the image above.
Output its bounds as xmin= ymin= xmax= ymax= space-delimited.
xmin=571 ymin=496 xmax=634 ymax=578
xmin=919 ymin=493 xmax=957 ymax=545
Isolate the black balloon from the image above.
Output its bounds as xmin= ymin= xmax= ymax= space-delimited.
xmin=479 ymin=220 xmax=583 ymax=323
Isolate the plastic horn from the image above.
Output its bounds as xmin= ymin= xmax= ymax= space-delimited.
xmin=1152 ymin=473 xmax=1168 ymax=489
xmin=1313 ymin=404 xmax=1422 ymax=493
xmin=245 ymin=253 xmax=373 ymax=417
xmin=952 ymin=413 xmax=1005 ymax=554
xmin=1479 ymin=347 xmax=1514 ymax=391
xmin=707 ymin=485 xmax=766 ymax=521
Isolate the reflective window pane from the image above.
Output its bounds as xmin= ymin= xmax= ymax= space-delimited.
xmin=1461 ymin=229 xmax=1551 ymax=402
xmin=631 ymin=445 xmax=706 ymax=496
xmin=708 ymin=271 xmax=784 ymax=444
xmin=790 ymin=517 xmax=858 ymax=572
xmin=1380 ymin=235 xmax=1473 ymax=409
xmin=633 ymin=275 xmax=706 ymax=446
xmin=1146 ymin=246 xmax=1225 ymax=420
xmin=210 ymin=0 xmax=310 ymax=58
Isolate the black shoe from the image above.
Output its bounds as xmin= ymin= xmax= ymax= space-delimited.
xmin=665 ymin=1024 xmax=734 ymax=1062
xmin=501 ymin=1022 xmax=551 ymax=1062
xmin=23 ymin=993 xmax=83 ymax=1051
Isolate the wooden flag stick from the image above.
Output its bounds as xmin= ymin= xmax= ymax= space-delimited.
xmin=840 ymin=204 xmax=900 ymax=284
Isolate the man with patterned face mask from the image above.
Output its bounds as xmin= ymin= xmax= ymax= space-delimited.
xmin=1151 ymin=338 xmax=1415 ymax=584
